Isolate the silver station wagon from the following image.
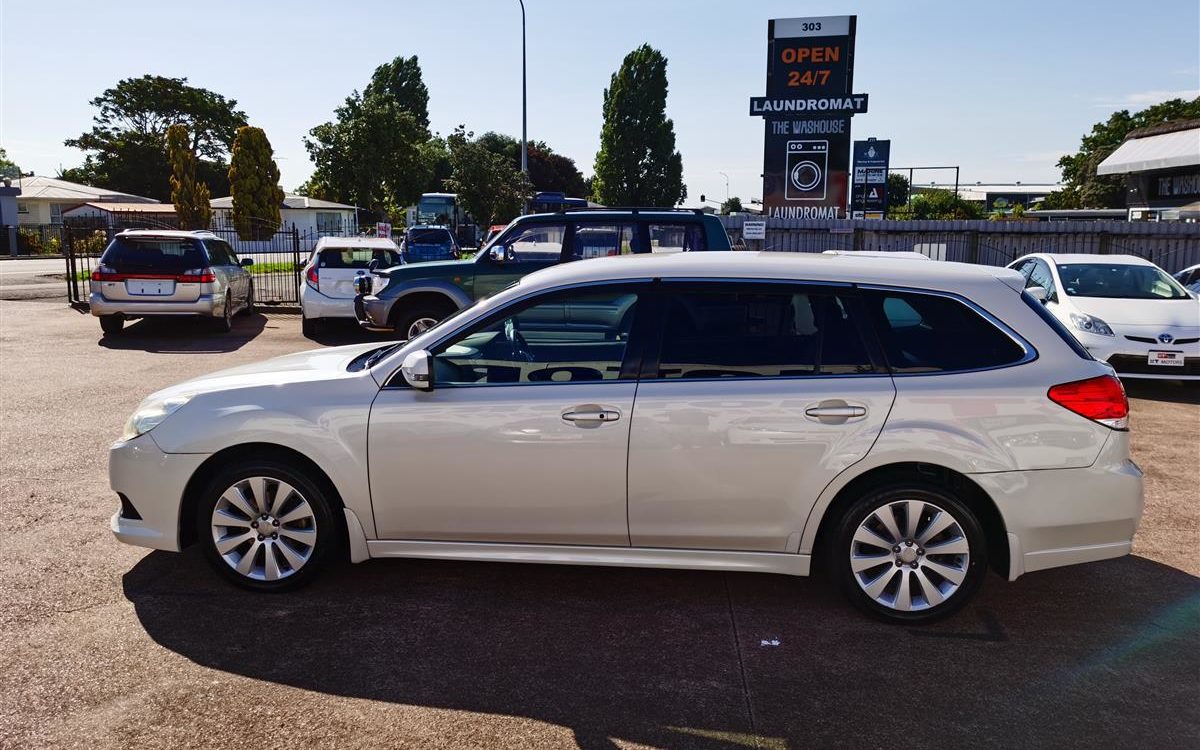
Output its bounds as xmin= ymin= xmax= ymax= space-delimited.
xmin=90 ymin=229 xmax=255 ymax=335
xmin=109 ymin=252 xmax=1143 ymax=624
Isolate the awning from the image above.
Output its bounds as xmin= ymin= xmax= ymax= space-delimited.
xmin=1096 ymin=128 xmax=1200 ymax=175
xmin=1179 ymin=201 xmax=1200 ymax=220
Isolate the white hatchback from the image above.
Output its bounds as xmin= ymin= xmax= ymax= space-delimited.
xmin=300 ymin=237 xmax=402 ymax=336
xmin=110 ymin=252 xmax=1143 ymax=624
xmin=1009 ymin=253 xmax=1200 ymax=382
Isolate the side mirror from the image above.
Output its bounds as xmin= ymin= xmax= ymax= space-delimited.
xmin=488 ymin=245 xmax=509 ymax=263
xmin=400 ymin=350 xmax=433 ymax=390
xmin=239 ymin=258 xmax=254 ymax=267
xmin=1027 ymin=285 xmax=1048 ymax=303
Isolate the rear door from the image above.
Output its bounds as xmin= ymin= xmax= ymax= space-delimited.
xmin=627 ymin=282 xmax=896 ymax=552
xmin=317 ymin=246 xmax=401 ymax=298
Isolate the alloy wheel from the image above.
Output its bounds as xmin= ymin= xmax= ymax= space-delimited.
xmin=210 ymin=476 xmax=318 ymax=581
xmin=849 ymin=499 xmax=970 ymax=612
xmin=406 ymin=316 xmax=439 ymax=339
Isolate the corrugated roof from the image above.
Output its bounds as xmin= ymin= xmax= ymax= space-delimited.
xmin=1097 ymin=127 xmax=1200 ymax=175
xmin=16 ymin=176 xmax=159 ymax=203
xmin=209 ymin=192 xmax=357 ymax=210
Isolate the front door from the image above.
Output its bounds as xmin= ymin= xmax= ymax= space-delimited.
xmin=368 ymin=283 xmax=648 ymax=544
xmin=627 ymin=282 xmax=896 ymax=552
xmin=472 ymin=221 xmax=567 ymax=299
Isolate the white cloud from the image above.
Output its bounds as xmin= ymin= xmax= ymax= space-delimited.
xmin=1093 ymin=89 xmax=1200 ymax=108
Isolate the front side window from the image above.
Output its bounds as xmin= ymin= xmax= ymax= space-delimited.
xmin=569 ymin=223 xmax=638 ymax=260
xmin=864 ymin=290 xmax=1027 ymax=373
xmin=502 ymin=223 xmax=566 ymax=261
xmin=1027 ymin=260 xmax=1056 ymax=298
xmin=431 ymin=287 xmax=640 ymax=386
xmin=648 ymin=223 xmax=706 ymax=253
xmin=653 ymin=287 xmax=875 ymax=379
xmin=1057 ymin=262 xmax=1190 ymax=300
xmin=205 ymin=239 xmax=235 ymax=266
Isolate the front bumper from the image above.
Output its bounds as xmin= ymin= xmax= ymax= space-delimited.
xmin=355 ymin=294 xmax=394 ymax=332
xmin=1075 ymin=330 xmax=1200 ymax=380
xmin=109 ymin=432 xmax=209 ymax=551
xmin=90 ymin=292 xmax=217 ymax=318
xmin=974 ymin=430 xmax=1144 ymax=580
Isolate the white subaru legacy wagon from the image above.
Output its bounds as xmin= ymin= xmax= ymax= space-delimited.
xmin=109 ymin=252 xmax=1143 ymax=624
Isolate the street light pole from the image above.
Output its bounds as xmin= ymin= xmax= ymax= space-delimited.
xmin=718 ymin=172 xmax=730 ymax=203
xmin=519 ymin=0 xmax=528 ymax=175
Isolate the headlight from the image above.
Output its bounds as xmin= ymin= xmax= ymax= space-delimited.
xmin=121 ymin=395 xmax=192 ymax=441
xmin=1069 ymin=312 xmax=1115 ymax=337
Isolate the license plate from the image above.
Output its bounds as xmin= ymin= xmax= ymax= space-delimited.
xmin=1147 ymin=350 xmax=1184 ymax=367
xmin=126 ymin=280 xmax=174 ymax=296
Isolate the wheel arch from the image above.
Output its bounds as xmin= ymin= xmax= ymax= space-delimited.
xmin=807 ymin=461 xmax=1010 ymax=579
xmin=388 ymin=283 xmax=470 ymax=322
xmin=179 ymin=442 xmax=350 ymax=555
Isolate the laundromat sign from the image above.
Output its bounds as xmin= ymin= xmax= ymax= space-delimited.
xmin=753 ymin=16 xmax=870 ymax=219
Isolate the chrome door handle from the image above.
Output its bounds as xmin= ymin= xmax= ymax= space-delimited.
xmin=562 ymin=409 xmax=621 ymax=424
xmin=805 ymin=406 xmax=867 ymax=418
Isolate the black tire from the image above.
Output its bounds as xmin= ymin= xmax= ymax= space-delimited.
xmin=213 ymin=293 xmax=234 ymax=333
xmin=99 ymin=314 xmax=124 ymax=336
xmin=302 ymin=315 xmax=319 ymax=337
xmin=196 ymin=459 xmax=339 ymax=592
xmin=830 ymin=483 xmax=988 ymax=625
xmin=391 ymin=302 xmax=454 ymax=341
xmin=243 ymin=282 xmax=255 ymax=315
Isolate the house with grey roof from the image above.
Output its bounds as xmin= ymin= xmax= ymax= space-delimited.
xmin=14 ymin=175 xmax=158 ymax=225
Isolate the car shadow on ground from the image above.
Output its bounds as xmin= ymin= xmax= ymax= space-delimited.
xmin=1123 ymin=379 xmax=1200 ymax=405
xmin=123 ymin=550 xmax=1200 ymax=748
xmin=97 ymin=313 xmax=268 ymax=353
xmin=302 ymin=316 xmax=395 ymax=347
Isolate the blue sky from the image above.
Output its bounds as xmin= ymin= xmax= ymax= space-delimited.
xmin=2 ymin=0 xmax=1197 ymax=204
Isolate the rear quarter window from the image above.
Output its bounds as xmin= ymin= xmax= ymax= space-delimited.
xmin=864 ymin=289 xmax=1028 ymax=373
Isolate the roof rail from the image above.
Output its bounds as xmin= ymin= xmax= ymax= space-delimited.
xmin=553 ymin=206 xmax=706 ymax=215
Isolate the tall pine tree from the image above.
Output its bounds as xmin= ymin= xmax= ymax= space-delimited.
xmin=592 ymin=45 xmax=685 ymax=207
xmin=228 ymin=126 xmax=284 ymax=241
xmin=166 ymin=124 xmax=212 ymax=230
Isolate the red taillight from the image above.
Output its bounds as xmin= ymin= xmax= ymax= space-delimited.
xmin=90 ymin=266 xmax=213 ymax=283
xmin=306 ymin=265 xmax=319 ymax=290
xmin=177 ymin=268 xmax=215 ymax=283
xmin=1048 ymin=374 xmax=1129 ymax=430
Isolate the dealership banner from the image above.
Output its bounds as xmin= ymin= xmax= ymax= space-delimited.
xmin=754 ymin=15 xmax=868 ymax=219
xmin=850 ymin=138 xmax=891 ymax=219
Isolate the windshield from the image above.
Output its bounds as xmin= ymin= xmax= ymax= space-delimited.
xmin=1057 ymin=263 xmax=1191 ymax=300
xmin=417 ymin=197 xmax=455 ymax=224
xmin=101 ymin=237 xmax=206 ymax=273
xmin=408 ymin=229 xmax=453 ymax=245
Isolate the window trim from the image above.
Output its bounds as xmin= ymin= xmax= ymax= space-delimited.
xmin=382 ymin=279 xmax=655 ymax=389
xmin=637 ymin=279 xmax=888 ymax=383
xmin=857 ymin=284 xmax=1038 ymax=376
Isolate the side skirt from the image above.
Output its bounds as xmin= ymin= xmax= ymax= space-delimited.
xmin=365 ymin=539 xmax=811 ymax=577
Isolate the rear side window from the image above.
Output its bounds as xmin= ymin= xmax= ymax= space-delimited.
xmin=864 ymin=290 xmax=1027 ymax=373
xmin=318 ymin=247 xmax=401 ymax=269
xmin=569 ymin=223 xmax=639 ymax=260
xmin=648 ymin=223 xmax=706 ymax=253
xmin=653 ymin=287 xmax=876 ymax=379
xmin=101 ymin=237 xmax=207 ymax=273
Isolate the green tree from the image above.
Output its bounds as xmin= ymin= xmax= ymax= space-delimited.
xmin=304 ymin=55 xmax=435 ymax=218
xmin=228 ymin=126 xmax=284 ymax=241
xmin=446 ymin=127 xmax=532 ymax=226
xmin=720 ymin=196 xmax=744 ymax=214
xmin=166 ymin=125 xmax=212 ymax=230
xmin=886 ymin=172 xmax=911 ymax=211
xmin=1045 ymin=97 xmax=1200 ymax=208
xmin=0 ymin=147 xmax=20 ymax=180
xmin=592 ymin=45 xmax=685 ymax=207
xmin=475 ymin=132 xmax=587 ymax=196
xmin=63 ymin=75 xmax=246 ymax=200
xmin=890 ymin=189 xmax=984 ymax=220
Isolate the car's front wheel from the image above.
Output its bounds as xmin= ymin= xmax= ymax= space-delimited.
xmin=197 ymin=460 xmax=338 ymax=591
xmin=831 ymin=484 xmax=987 ymax=624
xmin=393 ymin=303 xmax=453 ymax=341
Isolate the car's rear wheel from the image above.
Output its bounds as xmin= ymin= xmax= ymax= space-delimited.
xmin=393 ymin=303 xmax=453 ymax=341
xmin=243 ymin=282 xmax=255 ymax=315
xmin=99 ymin=314 xmax=123 ymax=336
xmin=197 ymin=460 xmax=337 ymax=591
xmin=302 ymin=315 xmax=319 ymax=337
xmin=214 ymin=293 xmax=233 ymax=333
xmin=831 ymin=484 xmax=987 ymax=624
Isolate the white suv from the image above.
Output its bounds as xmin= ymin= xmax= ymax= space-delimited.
xmin=108 ymin=252 xmax=1143 ymax=624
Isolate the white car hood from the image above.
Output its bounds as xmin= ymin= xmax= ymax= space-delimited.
xmin=1068 ymin=296 xmax=1200 ymax=330
xmin=149 ymin=342 xmax=386 ymax=400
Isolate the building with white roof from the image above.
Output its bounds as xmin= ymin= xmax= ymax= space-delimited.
xmin=1097 ymin=119 xmax=1200 ymax=222
xmin=14 ymin=175 xmax=158 ymax=225
xmin=210 ymin=192 xmax=359 ymax=237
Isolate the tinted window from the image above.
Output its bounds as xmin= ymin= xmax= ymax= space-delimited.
xmin=432 ymin=288 xmax=640 ymax=386
xmin=569 ymin=223 xmax=638 ymax=260
xmin=407 ymin=229 xmax=455 ymax=246
xmin=319 ymin=247 xmax=401 ymax=269
xmin=1027 ymin=260 xmax=1056 ymax=298
xmin=654 ymin=287 xmax=875 ymax=379
xmin=1057 ymin=262 xmax=1189 ymax=299
xmin=100 ymin=237 xmax=207 ymax=273
xmin=205 ymin=239 xmax=235 ymax=266
xmin=648 ymin=223 xmax=706 ymax=253
xmin=864 ymin=290 xmax=1026 ymax=372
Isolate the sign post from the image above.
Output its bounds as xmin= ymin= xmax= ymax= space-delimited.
xmin=851 ymin=138 xmax=891 ymax=219
xmin=751 ymin=16 xmax=867 ymax=220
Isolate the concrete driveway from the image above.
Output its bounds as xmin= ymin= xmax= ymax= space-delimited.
xmin=1 ymin=299 xmax=1197 ymax=749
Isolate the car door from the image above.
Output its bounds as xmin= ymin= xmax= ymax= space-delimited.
xmin=367 ymin=282 xmax=649 ymax=544
xmin=627 ymin=281 xmax=896 ymax=553
xmin=473 ymin=221 xmax=568 ymax=298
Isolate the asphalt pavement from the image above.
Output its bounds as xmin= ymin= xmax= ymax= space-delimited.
xmin=0 ymin=298 xmax=1197 ymax=749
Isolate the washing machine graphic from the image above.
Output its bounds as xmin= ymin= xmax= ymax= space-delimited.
xmin=785 ymin=140 xmax=829 ymax=201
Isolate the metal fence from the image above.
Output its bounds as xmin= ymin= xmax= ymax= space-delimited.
xmin=719 ymin=217 xmax=1200 ymax=273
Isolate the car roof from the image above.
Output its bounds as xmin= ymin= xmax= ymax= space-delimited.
xmin=519 ymin=209 xmax=709 ymax=221
xmin=517 ymin=251 xmax=1025 ymax=293
xmin=1027 ymin=253 xmax=1156 ymax=267
xmin=313 ymin=236 xmax=400 ymax=250
xmin=407 ymin=225 xmax=451 ymax=231
xmin=116 ymin=229 xmax=218 ymax=240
